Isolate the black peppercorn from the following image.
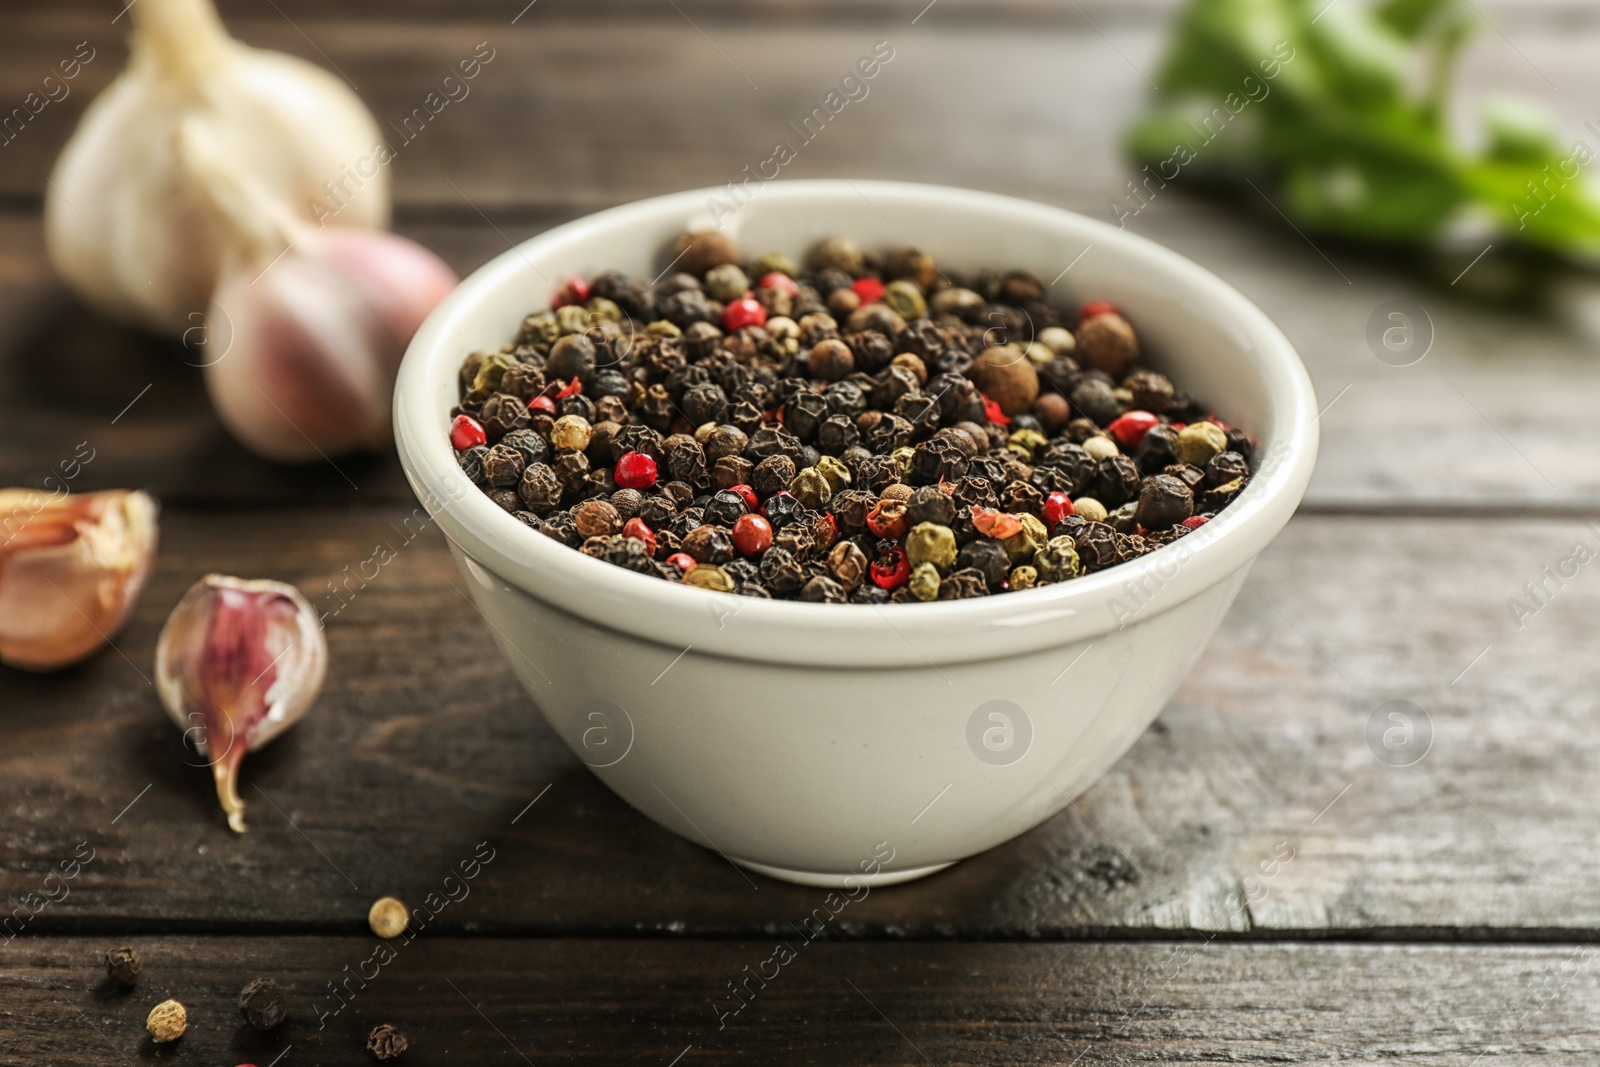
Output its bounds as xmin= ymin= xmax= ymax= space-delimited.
xmin=759 ymin=545 xmax=806 ymax=593
xmin=1070 ymin=378 xmax=1120 ymax=426
xmin=546 ymin=333 xmax=597 ymax=383
xmin=480 ymin=393 xmax=531 ymax=439
xmin=681 ymin=524 xmax=736 ymax=565
xmin=518 ymin=463 xmax=563 ymax=514
xmin=1134 ymin=423 xmax=1180 ymax=474
xmin=238 ymin=978 xmax=289 ymax=1031
xmin=957 ymin=538 xmax=1011 ymax=588
xmin=703 ymin=489 xmax=748 ymax=526
xmin=1205 ymin=450 xmax=1249 ymax=487
xmin=481 ymin=443 xmax=526 ymax=488
xmin=1134 ymin=472 xmax=1194 ymax=529
xmin=500 ymin=428 xmax=551 ymax=468
xmin=798 ymin=575 xmax=847 ymax=603
xmin=104 ymin=945 xmax=141 ymax=988
xmin=904 ymin=485 xmax=956 ymax=528
xmin=1092 ymin=456 xmax=1142 ymax=508
xmin=458 ymin=444 xmax=490 ymax=486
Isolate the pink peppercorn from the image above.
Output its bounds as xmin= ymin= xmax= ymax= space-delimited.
xmin=722 ymin=297 xmax=767 ymax=331
xmin=450 ymin=414 xmax=486 ymax=451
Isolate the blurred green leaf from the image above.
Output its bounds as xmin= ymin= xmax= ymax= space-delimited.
xmin=1127 ymin=0 xmax=1600 ymax=259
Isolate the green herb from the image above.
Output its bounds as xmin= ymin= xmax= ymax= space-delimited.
xmin=1127 ymin=0 xmax=1600 ymax=256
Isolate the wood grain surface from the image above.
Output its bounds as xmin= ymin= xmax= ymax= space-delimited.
xmin=5 ymin=937 xmax=1598 ymax=1065
xmin=1 ymin=507 xmax=1593 ymax=936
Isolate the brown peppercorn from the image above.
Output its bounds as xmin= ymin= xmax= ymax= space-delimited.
xmin=827 ymin=541 xmax=870 ymax=590
xmin=1123 ymin=369 xmax=1174 ymax=413
xmin=827 ymin=288 xmax=862 ymax=317
xmin=807 ymin=338 xmax=856 ymax=381
xmin=583 ymin=498 xmax=634 ymax=538
xmin=1032 ymin=393 xmax=1072 ymax=434
xmin=147 ymin=999 xmax=187 ymax=1043
xmin=368 ymin=1023 xmax=410 ymax=1061
xmin=969 ymin=345 xmax=1040 ymax=416
xmin=681 ymin=524 xmax=736 ymax=565
xmin=671 ymin=230 xmax=740 ymax=276
xmin=238 ymin=977 xmax=289 ymax=1031
xmin=711 ymin=455 xmax=754 ymax=491
xmin=105 ymin=946 xmax=141 ymax=987
xmin=889 ymin=352 xmax=928 ymax=385
xmin=1076 ymin=312 xmax=1140 ymax=377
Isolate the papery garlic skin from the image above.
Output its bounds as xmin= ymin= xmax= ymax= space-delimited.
xmin=0 ymin=489 xmax=159 ymax=672
xmin=155 ymin=575 xmax=327 ymax=832
xmin=44 ymin=0 xmax=388 ymax=335
xmin=203 ymin=228 xmax=459 ymax=461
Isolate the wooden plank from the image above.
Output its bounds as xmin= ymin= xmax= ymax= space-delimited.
xmin=6 ymin=10 xmax=1597 ymax=211
xmin=5 ymin=204 xmax=1600 ymax=510
xmin=1 ymin=506 xmax=1596 ymax=934
xmin=3 ymin=937 xmax=1597 ymax=1064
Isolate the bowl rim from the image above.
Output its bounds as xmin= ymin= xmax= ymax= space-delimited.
xmin=394 ymin=180 xmax=1319 ymax=668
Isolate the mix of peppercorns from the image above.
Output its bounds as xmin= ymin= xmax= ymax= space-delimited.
xmin=447 ymin=232 xmax=1253 ymax=603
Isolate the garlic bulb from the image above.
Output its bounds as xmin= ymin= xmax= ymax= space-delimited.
xmin=0 ymin=489 xmax=159 ymax=671
xmin=44 ymin=0 xmax=388 ymax=335
xmin=155 ymin=574 xmax=327 ymax=832
xmin=178 ymin=120 xmax=457 ymax=461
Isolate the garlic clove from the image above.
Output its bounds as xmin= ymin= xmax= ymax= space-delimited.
xmin=45 ymin=0 xmax=388 ymax=334
xmin=202 ymin=228 xmax=458 ymax=461
xmin=0 ymin=489 xmax=159 ymax=672
xmin=155 ymin=574 xmax=327 ymax=832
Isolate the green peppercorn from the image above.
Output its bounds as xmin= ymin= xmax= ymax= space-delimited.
xmin=891 ymin=446 xmax=916 ymax=479
xmin=816 ymin=455 xmax=853 ymax=493
xmin=905 ymin=522 xmax=958 ymax=573
xmin=1008 ymin=564 xmax=1039 ymax=591
xmin=469 ymin=350 xmax=516 ymax=398
xmin=1006 ymin=428 xmax=1049 ymax=461
xmin=517 ymin=312 xmax=560 ymax=347
xmin=1174 ymin=422 xmax=1228 ymax=467
xmin=704 ymin=263 xmax=751 ymax=303
xmin=683 ymin=565 xmax=735 ymax=592
xmin=909 ymin=561 xmax=941 ymax=602
xmin=586 ymin=297 xmax=623 ymax=323
xmin=1033 ymin=536 xmax=1084 ymax=583
xmin=790 ymin=467 xmax=833 ymax=509
xmin=755 ymin=251 xmax=799 ymax=276
xmin=646 ymin=319 xmax=682 ymax=338
xmin=1001 ymin=513 xmax=1049 ymax=565
xmin=882 ymin=279 xmax=927 ymax=319
xmin=555 ymin=305 xmax=592 ymax=335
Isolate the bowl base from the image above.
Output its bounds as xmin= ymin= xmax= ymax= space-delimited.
xmin=733 ymin=857 xmax=955 ymax=888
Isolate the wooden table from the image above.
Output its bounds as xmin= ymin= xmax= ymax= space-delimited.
xmin=4 ymin=1 xmax=1599 ymax=1062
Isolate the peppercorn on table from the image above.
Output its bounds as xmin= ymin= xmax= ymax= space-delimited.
xmin=4 ymin=1 xmax=1600 ymax=1063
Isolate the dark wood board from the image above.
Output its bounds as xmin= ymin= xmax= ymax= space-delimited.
xmin=2 ymin=506 xmax=1595 ymax=935
xmin=5 ymin=937 xmax=1600 ymax=1065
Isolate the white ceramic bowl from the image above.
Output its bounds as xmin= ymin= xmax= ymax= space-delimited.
xmin=395 ymin=181 xmax=1318 ymax=887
